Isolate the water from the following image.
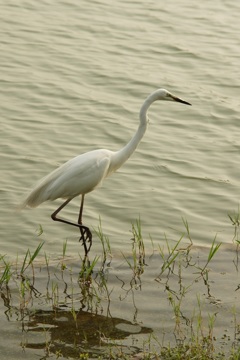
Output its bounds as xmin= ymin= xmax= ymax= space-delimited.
xmin=1 ymin=0 xmax=240 ymax=255
xmin=1 ymin=0 xmax=240 ymax=357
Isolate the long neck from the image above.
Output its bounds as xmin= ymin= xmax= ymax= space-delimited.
xmin=108 ymin=93 xmax=157 ymax=174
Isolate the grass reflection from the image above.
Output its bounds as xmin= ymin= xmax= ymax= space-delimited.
xmin=0 ymin=217 xmax=240 ymax=359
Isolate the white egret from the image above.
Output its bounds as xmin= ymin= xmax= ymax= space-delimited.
xmin=21 ymin=88 xmax=191 ymax=254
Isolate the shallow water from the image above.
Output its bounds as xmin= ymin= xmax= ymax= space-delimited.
xmin=1 ymin=243 xmax=240 ymax=359
xmin=1 ymin=0 xmax=240 ymax=357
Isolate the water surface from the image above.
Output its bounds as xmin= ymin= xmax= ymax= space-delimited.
xmin=1 ymin=0 xmax=240 ymax=357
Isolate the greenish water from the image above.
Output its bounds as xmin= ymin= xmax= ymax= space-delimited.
xmin=1 ymin=0 xmax=240 ymax=358
xmin=1 ymin=0 xmax=240 ymax=257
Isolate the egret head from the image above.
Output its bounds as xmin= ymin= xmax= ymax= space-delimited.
xmin=157 ymin=88 xmax=191 ymax=106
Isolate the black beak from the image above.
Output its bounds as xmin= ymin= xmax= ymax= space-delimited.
xmin=172 ymin=95 xmax=192 ymax=106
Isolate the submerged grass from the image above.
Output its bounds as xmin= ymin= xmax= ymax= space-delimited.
xmin=0 ymin=217 xmax=239 ymax=359
xmin=228 ymin=205 xmax=240 ymax=244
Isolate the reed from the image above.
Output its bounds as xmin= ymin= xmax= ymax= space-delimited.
xmin=0 ymin=217 xmax=239 ymax=359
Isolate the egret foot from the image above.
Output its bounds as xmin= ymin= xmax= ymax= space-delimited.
xmin=79 ymin=226 xmax=92 ymax=256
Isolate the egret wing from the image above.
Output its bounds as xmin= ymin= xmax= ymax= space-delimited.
xmin=22 ymin=149 xmax=113 ymax=208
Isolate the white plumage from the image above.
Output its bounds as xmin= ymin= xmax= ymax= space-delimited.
xmin=21 ymin=89 xmax=191 ymax=254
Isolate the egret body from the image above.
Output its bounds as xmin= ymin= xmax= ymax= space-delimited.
xmin=22 ymin=89 xmax=191 ymax=254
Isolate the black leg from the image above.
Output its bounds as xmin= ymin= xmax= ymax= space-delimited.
xmin=51 ymin=198 xmax=72 ymax=221
xmin=78 ymin=195 xmax=92 ymax=255
xmin=78 ymin=194 xmax=85 ymax=225
xmin=51 ymin=197 xmax=92 ymax=256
